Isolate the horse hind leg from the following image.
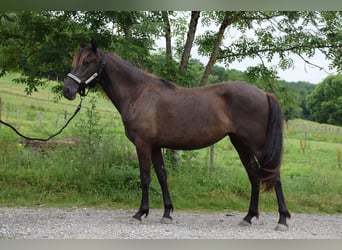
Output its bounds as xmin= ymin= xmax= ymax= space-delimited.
xmin=230 ymin=136 xmax=291 ymax=230
xmin=274 ymin=179 xmax=291 ymax=231
xmin=229 ymin=135 xmax=260 ymax=226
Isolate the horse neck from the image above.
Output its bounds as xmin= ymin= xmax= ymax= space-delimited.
xmin=99 ymin=54 xmax=149 ymax=114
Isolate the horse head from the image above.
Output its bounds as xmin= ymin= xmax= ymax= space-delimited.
xmin=63 ymin=38 xmax=105 ymax=100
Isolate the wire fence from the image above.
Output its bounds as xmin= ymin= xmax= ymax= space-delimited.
xmin=0 ymin=97 xmax=69 ymax=130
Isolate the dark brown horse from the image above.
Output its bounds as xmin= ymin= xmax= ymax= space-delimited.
xmin=62 ymin=39 xmax=290 ymax=230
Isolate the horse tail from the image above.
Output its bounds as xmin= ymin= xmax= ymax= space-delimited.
xmin=258 ymin=93 xmax=284 ymax=192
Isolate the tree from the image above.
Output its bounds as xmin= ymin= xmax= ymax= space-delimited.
xmin=152 ymin=11 xmax=203 ymax=88
xmin=0 ymin=11 xmax=164 ymax=94
xmin=0 ymin=11 xmax=92 ymax=94
xmin=161 ymin=11 xmax=172 ymax=62
xmin=278 ymin=80 xmax=316 ymax=120
xmin=107 ymin=11 xmax=164 ymax=68
xmin=306 ymin=74 xmax=342 ymax=126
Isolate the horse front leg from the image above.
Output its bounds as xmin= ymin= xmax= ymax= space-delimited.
xmin=152 ymin=148 xmax=174 ymax=224
xmin=132 ymin=146 xmax=151 ymax=222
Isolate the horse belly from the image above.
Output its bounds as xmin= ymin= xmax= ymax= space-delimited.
xmin=157 ymin=109 xmax=230 ymax=150
xmin=164 ymin=133 xmax=227 ymax=150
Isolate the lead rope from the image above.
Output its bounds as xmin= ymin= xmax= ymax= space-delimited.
xmin=0 ymin=94 xmax=86 ymax=142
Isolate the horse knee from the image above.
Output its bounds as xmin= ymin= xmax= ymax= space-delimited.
xmin=140 ymin=173 xmax=151 ymax=188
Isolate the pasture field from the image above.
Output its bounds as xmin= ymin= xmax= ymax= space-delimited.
xmin=0 ymin=73 xmax=341 ymax=214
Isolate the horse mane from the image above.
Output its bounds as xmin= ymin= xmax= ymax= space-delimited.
xmin=73 ymin=47 xmax=178 ymax=91
xmin=109 ymin=53 xmax=178 ymax=90
xmin=158 ymin=78 xmax=178 ymax=90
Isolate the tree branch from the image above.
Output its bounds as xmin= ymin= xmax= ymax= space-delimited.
xmin=217 ymin=44 xmax=338 ymax=60
xmin=295 ymin=53 xmax=332 ymax=74
xmin=200 ymin=11 xmax=245 ymax=86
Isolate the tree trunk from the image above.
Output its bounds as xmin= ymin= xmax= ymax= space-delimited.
xmin=199 ymin=11 xmax=244 ymax=86
xmin=162 ymin=11 xmax=172 ymax=61
xmin=162 ymin=11 xmax=178 ymax=167
xmin=121 ymin=23 xmax=132 ymax=39
xmin=179 ymin=11 xmax=201 ymax=74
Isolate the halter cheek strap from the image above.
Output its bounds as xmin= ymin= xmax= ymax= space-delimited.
xmin=84 ymin=72 xmax=99 ymax=84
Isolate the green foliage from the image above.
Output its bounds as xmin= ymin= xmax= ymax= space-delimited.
xmin=148 ymin=52 xmax=203 ymax=88
xmin=278 ymin=80 xmax=316 ymax=120
xmin=307 ymin=74 xmax=342 ymax=126
xmin=74 ymin=97 xmax=104 ymax=155
xmin=215 ymin=11 xmax=342 ymax=71
xmin=0 ymin=12 xmax=92 ymax=94
xmin=0 ymin=11 xmax=164 ymax=94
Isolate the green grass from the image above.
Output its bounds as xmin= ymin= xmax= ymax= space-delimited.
xmin=1 ymin=73 xmax=341 ymax=214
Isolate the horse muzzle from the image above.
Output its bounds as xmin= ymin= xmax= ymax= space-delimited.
xmin=62 ymin=82 xmax=78 ymax=100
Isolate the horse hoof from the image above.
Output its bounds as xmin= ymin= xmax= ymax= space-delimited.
xmin=160 ymin=217 xmax=173 ymax=224
xmin=130 ymin=217 xmax=142 ymax=224
xmin=275 ymin=223 xmax=289 ymax=231
xmin=238 ymin=220 xmax=251 ymax=227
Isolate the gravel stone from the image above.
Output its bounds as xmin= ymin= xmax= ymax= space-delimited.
xmin=0 ymin=207 xmax=341 ymax=239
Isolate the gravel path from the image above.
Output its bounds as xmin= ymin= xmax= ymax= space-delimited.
xmin=0 ymin=207 xmax=341 ymax=239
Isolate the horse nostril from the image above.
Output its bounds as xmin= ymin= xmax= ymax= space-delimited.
xmin=63 ymin=87 xmax=70 ymax=94
xmin=62 ymin=86 xmax=76 ymax=100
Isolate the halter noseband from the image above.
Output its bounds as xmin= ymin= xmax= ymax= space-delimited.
xmin=67 ymin=53 xmax=107 ymax=96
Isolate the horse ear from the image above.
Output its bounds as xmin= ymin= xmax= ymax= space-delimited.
xmin=91 ymin=37 xmax=97 ymax=52
xmin=80 ymin=39 xmax=87 ymax=48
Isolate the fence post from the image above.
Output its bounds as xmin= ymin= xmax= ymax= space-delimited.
xmin=304 ymin=130 xmax=307 ymax=141
xmin=16 ymin=108 xmax=19 ymax=129
xmin=0 ymin=97 xmax=2 ymax=129
xmin=210 ymin=144 xmax=215 ymax=173
xmin=39 ymin=111 xmax=43 ymax=125
xmin=55 ymin=113 xmax=60 ymax=128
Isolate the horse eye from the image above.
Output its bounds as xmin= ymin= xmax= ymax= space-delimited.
xmin=84 ymin=59 xmax=90 ymax=65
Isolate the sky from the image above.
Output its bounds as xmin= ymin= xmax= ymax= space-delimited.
xmin=211 ymin=49 xmax=335 ymax=84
